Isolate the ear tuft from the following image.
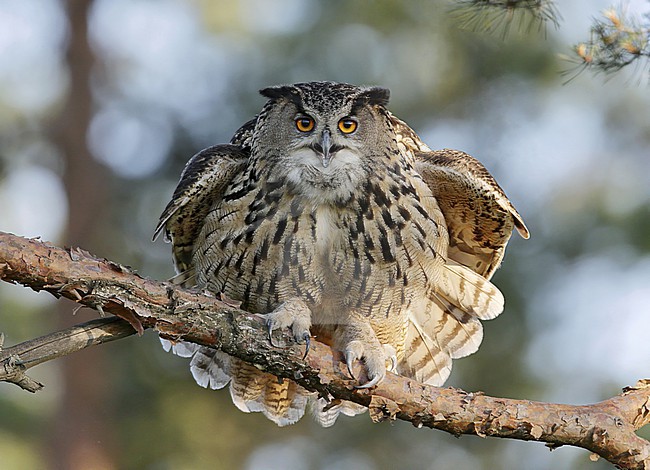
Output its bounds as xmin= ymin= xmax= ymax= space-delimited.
xmin=350 ymin=86 xmax=390 ymax=114
xmin=259 ymin=85 xmax=300 ymax=101
xmin=362 ymin=87 xmax=390 ymax=107
xmin=350 ymin=87 xmax=390 ymax=113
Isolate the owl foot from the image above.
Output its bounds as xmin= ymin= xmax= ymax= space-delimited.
xmin=343 ymin=340 xmax=386 ymax=388
xmin=343 ymin=339 xmax=387 ymax=389
xmin=265 ymin=298 xmax=312 ymax=359
xmin=339 ymin=325 xmax=397 ymax=389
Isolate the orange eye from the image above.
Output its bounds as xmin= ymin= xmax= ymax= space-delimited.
xmin=338 ymin=118 xmax=357 ymax=134
xmin=295 ymin=117 xmax=315 ymax=132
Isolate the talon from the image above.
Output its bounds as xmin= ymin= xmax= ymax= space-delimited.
xmin=354 ymin=373 xmax=383 ymax=389
xmin=302 ymin=333 xmax=311 ymax=360
xmin=267 ymin=321 xmax=277 ymax=348
xmin=345 ymin=354 xmax=356 ymax=380
xmin=389 ymin=356 xmax=397 ymax=373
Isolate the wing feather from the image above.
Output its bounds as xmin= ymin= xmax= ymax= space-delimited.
xmin=437 ymin=263 xmax=505 ymax=320
xmin=153 ymin=144 xmax=248 ymax=276
xmin=414 ymin=148 xmax=528 ymax=279
xmin=391 ymin=113 xmax=528 ymax=385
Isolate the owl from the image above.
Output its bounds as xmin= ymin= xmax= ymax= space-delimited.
xmin=154 ymin=81 xmax=529 ymax=427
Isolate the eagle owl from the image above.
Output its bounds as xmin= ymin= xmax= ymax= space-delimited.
xmin=154 ymin=81 xmax=529 ymax=427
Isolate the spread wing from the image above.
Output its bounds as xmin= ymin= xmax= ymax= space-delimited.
xmin=389 ymin=112 xmax=529 ymax=280
xmin=389 ymin=114 xmax=530 ymax=385
xmin=153 ymin=144 xmax=248 ymax=279
xmin=414 ymin=148 xmax=529 ymax=280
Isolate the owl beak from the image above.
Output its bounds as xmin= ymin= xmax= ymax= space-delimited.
xmin=310 ymin=128 xmax=336 ymax=168
xmin=319 ymin=128 xmax=332 ymax=168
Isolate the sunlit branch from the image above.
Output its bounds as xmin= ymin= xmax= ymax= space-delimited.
xmin=1 ymin=231 xmax=649 ymax=469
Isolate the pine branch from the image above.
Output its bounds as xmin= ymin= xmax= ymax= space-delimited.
xmin=450 ymin=0 xmax=561 ymax=36
xmin=569 ymin=7 xmax=650 ymax=79
xmin=1 ymin=231 xmax=649 ymax=469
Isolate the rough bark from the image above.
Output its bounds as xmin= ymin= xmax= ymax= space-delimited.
xmin=1 ymin=231 xmax=649 ymax=469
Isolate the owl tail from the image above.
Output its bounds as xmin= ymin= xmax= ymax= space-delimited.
xmin=161 ymin=339 xmax=364 ymax=426
xmin=228 ymin=359 xmax=310 ymax=426
xmin=400 ymin=262 xmax=504 ymax=386
xmin=309 ymin=398 xmax=367 ymax=427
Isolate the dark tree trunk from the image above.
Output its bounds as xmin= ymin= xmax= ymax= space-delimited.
xmin=47 ymin=1 xmax=115 ymax=468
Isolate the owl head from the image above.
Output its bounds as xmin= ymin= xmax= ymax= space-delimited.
xmin=252 ymin=81 xmax=392 ymax=204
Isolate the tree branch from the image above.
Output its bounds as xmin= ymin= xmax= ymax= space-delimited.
xmin=1 ymin=231 xmax=649 ymax=469
xmin=0 ymin=317 xmax=136 ymax=392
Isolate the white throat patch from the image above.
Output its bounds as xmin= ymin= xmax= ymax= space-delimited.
xmin=285 ymin=148 xmax=364 ymax=205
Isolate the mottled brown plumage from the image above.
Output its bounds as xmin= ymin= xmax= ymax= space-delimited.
xmin=155 ymin=81 xmax=528 ymax=426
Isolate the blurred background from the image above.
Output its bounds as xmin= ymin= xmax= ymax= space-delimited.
xmin=1 ymin=0 xmax=649 ymax=468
